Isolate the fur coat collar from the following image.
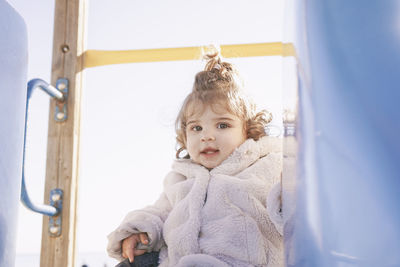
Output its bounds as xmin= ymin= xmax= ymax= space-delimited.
xmin=172 ymin=135 xmax=282 ymax=177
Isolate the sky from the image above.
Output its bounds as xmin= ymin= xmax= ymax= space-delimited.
xmin=6 ymin=0 xmax=295 ymax=265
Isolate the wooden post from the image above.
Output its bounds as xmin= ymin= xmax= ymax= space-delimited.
xmin=40 ymin=0 xmax=86 ymax=266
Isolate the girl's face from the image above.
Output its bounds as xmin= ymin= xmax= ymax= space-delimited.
xmin=185 ymin=104 xmax=246 ymax=169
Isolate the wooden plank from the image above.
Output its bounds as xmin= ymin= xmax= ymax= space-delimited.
xmin=40 ymin=0 xmax=86 ymax=266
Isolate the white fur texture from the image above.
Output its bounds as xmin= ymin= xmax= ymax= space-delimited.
xmin=107 ymin=136 xmax=284 ymax=266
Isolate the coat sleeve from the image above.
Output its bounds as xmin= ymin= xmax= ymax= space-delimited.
xmin=107 ymin=172 xmax=180 ymax=261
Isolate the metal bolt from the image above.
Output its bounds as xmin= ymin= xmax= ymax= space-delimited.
xmin=56 ymin=112 xmax=65 ymax=120
xmin=61 ymin=44 xmax=70 ymax=53
xmin=57 ymin=82 xmax=66 ymax=90
xmin=51 ymin=193 xmax=61 ymax=202
xmin=50 ymin=226 xmax=59 ymax=234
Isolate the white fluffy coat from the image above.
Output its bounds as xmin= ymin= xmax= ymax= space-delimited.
xmin=107 ymin=136 xmax=283 ymax=266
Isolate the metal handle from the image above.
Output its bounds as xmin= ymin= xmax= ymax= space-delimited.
xmin=20 ymin=78 xmax=68 ymax=236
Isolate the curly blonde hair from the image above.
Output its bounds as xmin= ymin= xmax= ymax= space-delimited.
xmin=175 ymin=52 xmax=272 ymax=159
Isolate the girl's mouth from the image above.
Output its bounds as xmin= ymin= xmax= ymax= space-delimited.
xmin=201 ymin=148 xmax=219 ymax=156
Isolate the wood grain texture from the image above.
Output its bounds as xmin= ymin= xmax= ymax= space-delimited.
xmin=40 ymin=0 xmax=87 ymax=266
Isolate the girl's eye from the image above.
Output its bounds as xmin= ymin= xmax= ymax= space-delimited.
xmin=217 ymin=123 xmax=229 ymax=129
xmin=192 ymin=125 xmax=202 ymax=131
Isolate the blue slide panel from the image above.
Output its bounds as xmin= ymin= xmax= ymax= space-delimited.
xmin=289 ymin=0 xmax=400 ymax=266
xmin=0 ymin=0 xmax=28 ymax=266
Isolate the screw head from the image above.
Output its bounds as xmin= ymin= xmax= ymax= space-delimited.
xmin=56 ymin=112 xmax=65 ymax=120
xmin=50 ymin=226 xmax=59 ymax=234
xmin=57 ymin=82 xmax=66 ymax=90
xmin=51 ymin=194 xmax=61 ymax=202
xmin=61 ymin=44 xmax=70 ymax=53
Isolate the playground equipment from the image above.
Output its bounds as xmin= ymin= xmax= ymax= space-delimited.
xmin=0 ymin=0 xmax=27 ymax=266
xmin=286 ymin=0 xmax=400 ymax=266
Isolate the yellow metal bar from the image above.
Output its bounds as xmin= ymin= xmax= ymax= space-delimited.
xmin=83 ymin=42 xmax=295 ymax=69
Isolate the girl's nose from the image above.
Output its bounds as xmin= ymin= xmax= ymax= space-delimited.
xmin=200 ymin=131 xmax=215 ymax=142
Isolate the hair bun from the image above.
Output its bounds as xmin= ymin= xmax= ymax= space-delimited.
xmin=204 ymin=52 xmax=222 ymax=71
xmin=200 ymin=47 xmax=235 ymax=84
xmin=192 ymin=45 xmax=242 ymax=93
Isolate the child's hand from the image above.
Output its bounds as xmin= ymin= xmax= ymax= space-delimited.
xmin=121 ymin=233 xmax=149 ymax=263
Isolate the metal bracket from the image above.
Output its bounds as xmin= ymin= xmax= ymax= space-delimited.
xmin=54 ymin=78 xmax=69 ymax=122
xmin=48 ymin=189 xmax=63 ymax=237
xmin=21 ymin=79 xmax=66 ymax=237
xmin=284 ymin=123 xmax=296 ymax=137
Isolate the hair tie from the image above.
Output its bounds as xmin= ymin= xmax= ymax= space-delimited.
xmin=213 ymin=63 xmax=221 ymax=70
